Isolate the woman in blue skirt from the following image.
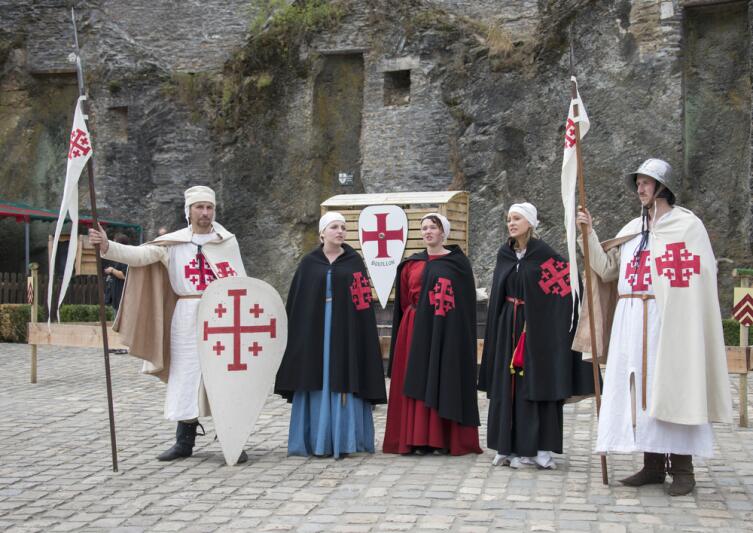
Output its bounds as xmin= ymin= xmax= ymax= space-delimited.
xmin=275 ymin=212 xmax=387 ymax=458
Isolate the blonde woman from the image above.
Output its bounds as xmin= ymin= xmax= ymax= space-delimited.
xmin=478 ymin=203 xmax=594 ymax=469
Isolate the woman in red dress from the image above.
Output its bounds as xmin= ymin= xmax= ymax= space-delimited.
xmin=383 ymin=213 xmax=482 ymax=455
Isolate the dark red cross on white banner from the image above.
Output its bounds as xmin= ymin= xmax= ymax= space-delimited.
xmin=68 ymin=128 xmax=91 ymax=159
xmin=655 ymin=242 xmax=700 ymax=288
xmin=361 ymin=213 xmax=405 ymax=259
xmin=564 ymin=117 xmax=577 ymax=149
xmin=203 ymin=289 xmax=277 ymax=371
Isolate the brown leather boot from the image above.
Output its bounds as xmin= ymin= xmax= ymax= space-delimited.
xmin=619 ymin=452 xmax=666 ymax=486
xmin=667 ymin=454 xmax=695 ymax=496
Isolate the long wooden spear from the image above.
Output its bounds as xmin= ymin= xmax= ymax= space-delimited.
xmin=71 ymin=7 xmax=119 ymax=472
xmin=570 ymin=38 xmax=607 ymax=485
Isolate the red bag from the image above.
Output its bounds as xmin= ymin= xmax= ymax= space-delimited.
xmin=511 ymin=331 xmax=526 ymax=369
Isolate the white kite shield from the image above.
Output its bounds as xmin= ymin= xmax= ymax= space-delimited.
xmin=197 ymin=277 xmax=288 ymax=466
xmin=358 ymin=205 xmax=408 ymax=308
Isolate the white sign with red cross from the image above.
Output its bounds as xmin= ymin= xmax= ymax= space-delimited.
xmin=197 ymin=277 xmax=288 ymax=466
xmin=359 ymin=205 xmax=408 ymax=308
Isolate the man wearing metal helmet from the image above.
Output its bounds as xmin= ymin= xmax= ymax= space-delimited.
xmin=575 ymin=158 xmax=732 ymax=496
xmin=88 ymin=186 xmax=248 ymax=463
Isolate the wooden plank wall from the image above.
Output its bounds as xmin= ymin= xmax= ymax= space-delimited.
xmin=326 ymin=195 xmax=470 ymax=259
xmin=0 ymin=272 xmax=99 ymax=305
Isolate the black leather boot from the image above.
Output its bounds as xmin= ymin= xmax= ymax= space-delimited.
xmin=667 ymin=454 xmax=695 ymax=496
xmin=619 ymin=452 xmax=667 ymax=486
xmin=157 ymin=421 xmax=202 ymax=461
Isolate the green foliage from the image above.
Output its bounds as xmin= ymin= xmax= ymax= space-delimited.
xmin=723 ymin=318 xmax=740 ymax=346
xmin=242 ymin=0 xmax=347 ymax=71
xmin=0 ymin=304 xmax=47 ymax=343
xmin=249 ymin=0 xmax=289 ymax=35
xmin=59 ymin=305 xmax=114 ymax=323
xmin=166 ymin=0 xmax=348 ymax=132
xmin=256 ymin=71 xmax=274 ymax=90
xmin=108 ymin=80 xmax=122 ymax=94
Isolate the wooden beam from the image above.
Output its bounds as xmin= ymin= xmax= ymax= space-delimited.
xmin=28 ymin=322 xmax=126 ymax=349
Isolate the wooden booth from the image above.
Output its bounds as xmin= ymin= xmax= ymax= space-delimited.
xmin=320 ymin=191 xmax=470 ymax=255
xmin=320 ymin=191 xmax=482 ymax=359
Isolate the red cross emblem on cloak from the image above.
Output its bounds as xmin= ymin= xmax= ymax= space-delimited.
xmin=203 ymin=289 xmax=277 ymax=371
xmin=184 ymin=253 xmax=217 ymax=291
xmin=215 ymin=262 xmax=237 ymax=278
xmin=655 ymin=242 xmax=701 ymax=288
xmin=350 ymin=272 xmax=373 ymax=310
xmin=626 ymin=250 xmax=652 ymax=291
xmin=538 ymin=258 xmax=571 ymax=297
xmin=429 ymin=277 xmax=455 ymax=316
xmin=68 ymin=128 xmax=91 ymax=159
xmin=360 ymin=212 xmax=405 ymax=259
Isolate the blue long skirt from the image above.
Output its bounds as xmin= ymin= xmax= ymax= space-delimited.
xmin=288 ymin=270 xmax=375 ymax=458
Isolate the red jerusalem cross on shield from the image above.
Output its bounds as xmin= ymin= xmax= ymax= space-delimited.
xmin=429 ymin=277 xmax=455 ymax=316
xmin=626 ymin=250 xmax=652 ymax=291
xmin=360 ymin=213 xmax=405 ymax=259
xmin=203 ymin=289 xmax=277 ymax=371
xmin=655 ymin=242 xmax=701 ymax=288
xmin=350 ymin=272 xmax=373 ymax=311
xmin=197 ymin=277 xmax=287 ymax=467
xmin=538 ymin=258 xmax=571 ymax=297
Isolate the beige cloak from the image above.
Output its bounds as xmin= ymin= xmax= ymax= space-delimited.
xmin=574 ymin=207 xmax=732 ymax=425
xmin=105 ymin=222 xmax=246 ymax=387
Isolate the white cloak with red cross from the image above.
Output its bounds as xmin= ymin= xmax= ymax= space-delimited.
xmin=577 ymin=207 xmax=732 ymax=429
xmin=596 ymin=228 xmax=714 ymax=456
xmin=105 ymin=222 xmax=246 ymax=421
xmin=645 ymin=207 xmax=731 ymax=426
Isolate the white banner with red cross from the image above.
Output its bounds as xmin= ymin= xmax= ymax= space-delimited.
xmin=560 ymin=76 xmax=589 ymax=325
xmin=359 ymin=205 xmax=408 ymax=308
xmin=48 ymin=95 xmax=93 ymax=319
xmin=197 ymin=277 xmax=287 ymax=465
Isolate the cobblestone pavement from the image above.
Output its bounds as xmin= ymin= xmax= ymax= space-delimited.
xmin=0 ymin=344 xmax=752 ymax=532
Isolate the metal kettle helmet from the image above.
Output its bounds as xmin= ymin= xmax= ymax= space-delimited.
xmin=624 ymin=158 xmax=675 ymax=196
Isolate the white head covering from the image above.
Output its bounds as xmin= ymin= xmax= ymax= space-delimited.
xmin=319 ymin=211 xmax=346 ymax=234
xmin=184 ymin=185 xmax=216 ymax=225
xmin=508 ymin=202 xmax=539 ymax=229
xmin=421 ymin=212 xmax=451 ymax=241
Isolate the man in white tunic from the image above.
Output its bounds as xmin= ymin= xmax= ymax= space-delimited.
xmin=88 ymin=186 xmax=247 ymax=461
xmin=575 ymin=158 xmax=731 ymax=496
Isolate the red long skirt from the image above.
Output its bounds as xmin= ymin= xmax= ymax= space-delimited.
xmin=382 ymin=305 xmax=481 ymax=455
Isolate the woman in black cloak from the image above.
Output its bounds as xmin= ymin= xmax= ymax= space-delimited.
xmin=478 ymin=202 xmax=594 ymax=469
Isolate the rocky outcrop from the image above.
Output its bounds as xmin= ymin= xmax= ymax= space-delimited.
xmin=1 ymin=0 xmax=750 ymax=314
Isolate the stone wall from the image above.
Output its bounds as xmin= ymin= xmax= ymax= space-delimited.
xmin=1 ymin=0 xmax=751 ymax=315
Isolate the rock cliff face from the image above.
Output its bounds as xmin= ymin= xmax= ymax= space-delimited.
xmin=1 ymin=0 xmax=750 ymax=313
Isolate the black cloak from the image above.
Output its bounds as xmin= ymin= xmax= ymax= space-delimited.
xmin=478 ymin=238 xmax=594 ymax=402
xmin=388 ymin=245 xmax=480 ymax=427
xmin=274 ymin=244 xmax=387 ymax=404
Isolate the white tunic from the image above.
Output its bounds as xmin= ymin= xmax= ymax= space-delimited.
xmin=164 ymin=232 xmax=218 ymax=421
xmin=596 ymin=217 xmax=714 ymax=457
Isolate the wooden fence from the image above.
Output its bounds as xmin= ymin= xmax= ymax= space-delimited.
xmin=0 ymin=272 xmax=100 ymax=306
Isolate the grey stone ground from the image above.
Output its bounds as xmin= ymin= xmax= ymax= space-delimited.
xmin=0 ymin=344 xmax=752 ymax=532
